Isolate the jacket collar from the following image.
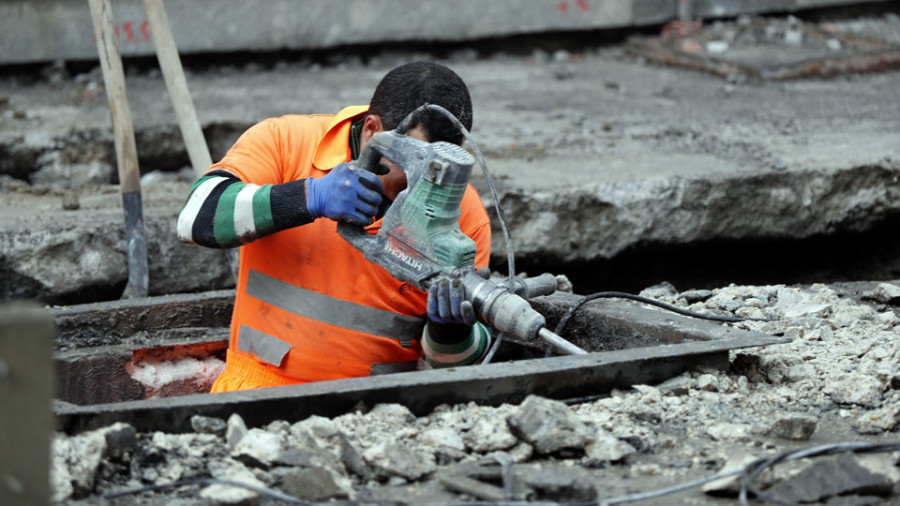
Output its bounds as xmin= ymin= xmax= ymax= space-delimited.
xmin=313 ymin=105 xmax=369 ymax=171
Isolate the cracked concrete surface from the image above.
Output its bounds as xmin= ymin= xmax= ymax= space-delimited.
xmin=1 ymin=13 xmax=899 ymax=303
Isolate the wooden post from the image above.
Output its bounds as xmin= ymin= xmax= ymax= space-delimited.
xmin=142 ymin=0 xmax=239 ymax=279
xmin=0 ymin=303 xmax=56 ymax=505
xmin=142 ymin=0 xmax=213 ymax=175
xmin=88 ymin=0 xmax=149 ymax=299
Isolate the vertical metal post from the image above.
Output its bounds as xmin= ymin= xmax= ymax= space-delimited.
xmin=0 ymin=303 xmax=56 ymax=505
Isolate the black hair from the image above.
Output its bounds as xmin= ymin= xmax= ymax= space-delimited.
xmin=368 ymin=61 xmax=473 ymax=146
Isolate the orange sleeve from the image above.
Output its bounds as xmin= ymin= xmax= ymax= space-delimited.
xmin=208 ymin=118 xmax=288 ymax=185
xmin=460 ymin=184 xmax=492 ymax=271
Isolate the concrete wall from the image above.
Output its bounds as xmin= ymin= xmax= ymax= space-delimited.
xmin=1 ymin=0 xmax=890 ymax=66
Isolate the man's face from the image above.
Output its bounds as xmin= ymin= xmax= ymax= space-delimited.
xmin=376 ymin=124 xmax=429 ymax=202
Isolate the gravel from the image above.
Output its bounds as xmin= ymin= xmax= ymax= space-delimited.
xmin=52 ymin=281 xmax=900 ymax=505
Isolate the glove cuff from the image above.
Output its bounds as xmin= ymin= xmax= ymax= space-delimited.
xmin=423 ymin=322 xmax=492 ymax=368
xmin=270 ymin=178 xmax=315 ymax=228
xmin=425 ymin=319 xmax=471 ymax=344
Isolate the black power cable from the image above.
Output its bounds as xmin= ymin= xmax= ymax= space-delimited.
xmin=554 ymin=291 xmax=770 ymax=337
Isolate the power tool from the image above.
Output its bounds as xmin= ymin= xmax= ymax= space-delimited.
xmin=337 ymin=106 xmax=585 ymax=355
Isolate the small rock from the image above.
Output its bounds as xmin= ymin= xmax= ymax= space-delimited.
xmin=584 ymin=428 xmax=636 ymax=463
xmin=281 ymin=467 xmax=350 ymax=501
xmin=769 ymin=414 xmax=818 ymax=441
xmin=706 ymin=422 xmax=751 ymax=442
xmin=337 ymin=433 xmax=373 ymax=480
xmin=631 ymin=384 xmax=662 ymax=402
xmin=231 ymin=429 xmax=285 ymax=468
xmin=765 ymin=453 xmax=894 ymax=504
xmin=775 ymin=288 xmax=831 ymax=318
xmin=854 ymin=405 xmax=900 ymax=434
xmin=696 ymin=374 xmax=720 ymax=392
xmin=363 ymin=440 xmax=436 ymax=480
xmin=507 ymin=396 xmax=593 ymax=454
xmin=226 ymin=413 xmax=248 ymax=449
xmin=61 ymin=191 xmax=80 ymax=210
xmin=423 ymin=427 xmax=466 ymax=451
xmin=868 ymin=283 xmax=900 ymax=304
xmin=703 ymin=451 xmax=774 ymax=495
xmin=657 ymin=375 xmax=691 ymax=396
xmin=203 ymin=459 xmax=263 ymax=506
xmin=825 ymin=374 xmax=884 ymax=407
xmin=639 ymin=281 xmax=678 ymax=300
xmin=463 ymin=419 xmax=518 ymax=453
xmin=679 ymin=289 xmax=712 ymax=304
xmin=191 ymin=415 xmax=227 ymax=437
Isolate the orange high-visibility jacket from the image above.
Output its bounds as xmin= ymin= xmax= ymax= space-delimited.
xmin=209 ymin=106 xmax=492 ymax=392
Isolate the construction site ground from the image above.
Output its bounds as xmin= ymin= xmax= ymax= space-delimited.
xmin=2 ymin=8 xmax=900 ymax=506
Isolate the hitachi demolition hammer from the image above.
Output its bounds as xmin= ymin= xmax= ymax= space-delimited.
xmin=337 ymin=106 xmax=585 ymax=355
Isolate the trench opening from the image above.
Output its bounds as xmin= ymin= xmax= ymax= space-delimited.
xmin=511 ymin=214 xmax=900 ymax=296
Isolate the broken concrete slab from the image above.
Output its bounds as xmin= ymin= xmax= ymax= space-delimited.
xmin=764 ymin=453 xmax=897 ymax=503
xmin=627 ymin=15 xmax=900 ymax=81
xmin=4 ymin=16 xmax=900 ymax=300
xmin=6 ymin=0 xmax=885 ymax=66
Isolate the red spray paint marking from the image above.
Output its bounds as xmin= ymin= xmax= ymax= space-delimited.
xmin=91 ymin=20 xmax=152 ymax=43
xmin=555 ymin=0 xmax=590 ymax=15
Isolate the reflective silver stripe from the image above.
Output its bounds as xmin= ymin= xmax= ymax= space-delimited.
xmin=237 ymin=325 xmax=292 ymax=367
xmin=369 ymin=360 xmax=419 ymax=376
xmin=246 ymin=269 xmax=424 ymax=346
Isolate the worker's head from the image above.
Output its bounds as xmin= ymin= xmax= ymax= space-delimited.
xmin=365 ymin=61 xmax=473 ymax=146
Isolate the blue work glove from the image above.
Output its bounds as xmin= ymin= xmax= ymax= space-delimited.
xmin=306 ymin=162 xmax=384 ymax=225
xmin=427 ymin=277 xmax=476 ymax=326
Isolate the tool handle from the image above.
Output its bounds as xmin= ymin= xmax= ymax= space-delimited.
xmin=509 ymin=273 xmax=558 ymax=299
xmin=143 ymin=0 xmax=212 ymax=176
xmin=88 ymin=0 xmax=141 ymax=194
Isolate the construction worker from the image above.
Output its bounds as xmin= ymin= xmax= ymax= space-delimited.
xmin=177 ymin=61 xmax=492 ymax=392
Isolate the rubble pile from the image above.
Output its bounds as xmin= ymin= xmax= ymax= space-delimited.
xmin=53 ymin=281 xmax=900 ymax=505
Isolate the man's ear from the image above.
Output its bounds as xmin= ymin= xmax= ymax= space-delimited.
xmin=361 ymin=114 xmax=383 ymax=145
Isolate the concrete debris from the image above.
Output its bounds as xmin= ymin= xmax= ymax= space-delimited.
xmin=868 ymin=282 xmax=900 ymax=304
xmin=362 ymin=440 xmax=437 ymax=480
xmin=507 ymin=395 xmax=594 ymax=454
xmin=49 ymin=270 xmax=900 ymax=505
xmin=50 ymin=422 xmax=135 ymax=501
xmin=231 ymin=428 xmax=285 ymax=468
xmin=280 ymin=466 xmax=350 ymax=501
xmin=764 ymin=453 xmax=897 ymax=504
xmin=702 ymin=451 xmax=774 ymax=496
xmin=191 ymin=415 xmax=227 ymax=437
xmin=656 ymin=374 xmax=692 ymax=396
xmin=202 ymin=458 xmax=263 ymax=506
xmin=225 ymin=413 xmax=247 ymax=450
xmin=463 ymin=418 xmax=518 ymax=453
xmin=768 ymin=414 xmax=818 ymax=441
xmin=824 ymin=373 xmax=885 ymax=407
xmin=583 ymin=428 xmax=637 ymax=464
xmin=854 ymin=405 xmax=900 ymax=435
